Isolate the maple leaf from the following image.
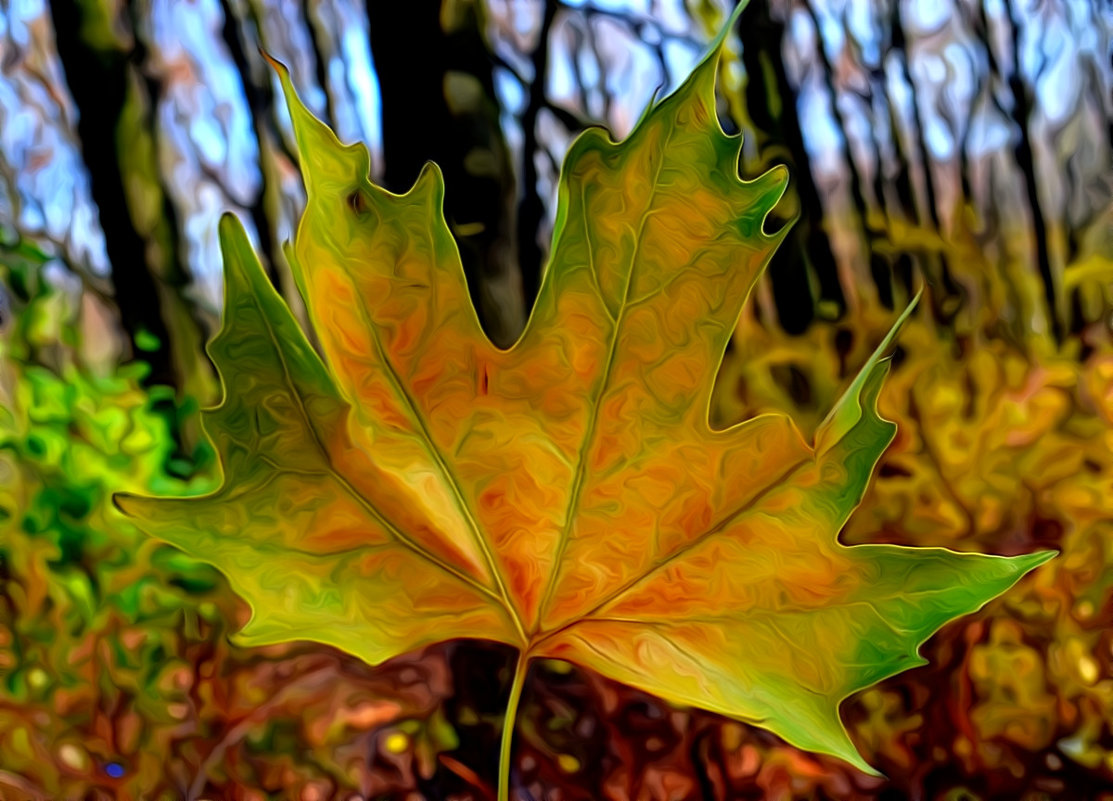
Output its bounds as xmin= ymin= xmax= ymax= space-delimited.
xmin=114 ymin=11 xmax=1053 ymax=782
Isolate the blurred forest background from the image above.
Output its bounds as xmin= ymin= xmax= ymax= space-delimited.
xmin=1 ymin=0 xmax=1113 ymax=798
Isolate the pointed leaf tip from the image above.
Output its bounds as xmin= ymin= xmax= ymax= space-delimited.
xmin=1015 ymin=549 xmax=1058 ymax=572
xmin=258 ymin=48 xmax=282 ymax=74
xmin=111 ymin=491 xmax=135 ymax=518
xmin=714 ymin=0 xmax=754 ymax=54
xmin=217 ymin=213 xmax=256 ymax=270
xmin=264 ymin=53 xmax=369 ymax=194
xmin=669 ymin=0 xmax=754 ymax=113
xmin=815 ymin=291 xmax=921 ymax=455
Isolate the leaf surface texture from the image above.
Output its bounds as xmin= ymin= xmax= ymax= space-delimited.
xmin=116 ymin=41 xmax=1052 ymax=772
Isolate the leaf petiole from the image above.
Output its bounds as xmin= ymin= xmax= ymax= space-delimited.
xmin=498 ymin=650 xmax=531 ymax=801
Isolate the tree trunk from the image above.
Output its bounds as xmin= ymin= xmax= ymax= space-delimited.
xmin=890 ymin=0 xmax=963 ymax=326
xmin=50 ymin=0 xmax=213 ymax=453
xmin=1001 ymin=0 xmax=1061 ymax=341
xmin=737 ymin=0 xmax=844 ymax=332
xmin=366 ymin=0 xmax=524 ymax=346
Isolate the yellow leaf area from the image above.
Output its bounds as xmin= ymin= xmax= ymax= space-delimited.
xmin=114 ymin=36 xmax=1052 ymax=773
xmin=715 ymin=307 xmax=1113 ymax=776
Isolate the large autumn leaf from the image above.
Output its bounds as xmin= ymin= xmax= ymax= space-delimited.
xmin=114 ymin=17 xmax=1052 ymax=776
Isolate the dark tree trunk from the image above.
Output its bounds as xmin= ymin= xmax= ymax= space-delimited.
xmin=513 ymin=0 xmax=558 ymax=314
xmin=737 ymin=0 xmax=844 ymax=333
xmin=50 ymin=0 xmax=213 ymax=462
xmin=801 ymin=0 xmax=876 ymax=265
xmin=1002 ymin=0 xmax=1060 ymax=340
xmin=964 ymin=0 xmax=1059 ymax=340
xmin=217 ymin=0 xmax=281 ymax=286
xmin=366 ymin=0 xmax=524 ymax=346
xmin=49 ymin=0 xmax=180 ymax=390
xmin=890 ymin=0 xmax=963 ymax=325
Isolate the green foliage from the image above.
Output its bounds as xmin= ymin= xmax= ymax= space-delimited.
xmin=0 ymin=240 xmax=222 ymax=792
xmin=0 ymin=239 xmax=470 ymax=798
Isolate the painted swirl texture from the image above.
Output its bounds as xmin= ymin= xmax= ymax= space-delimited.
xmin=114 ymin=34 xmax=1053 ymax=773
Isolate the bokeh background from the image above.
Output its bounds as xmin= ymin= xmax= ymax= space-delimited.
xmin=2 ymin=0 xmax=1113 ymax=798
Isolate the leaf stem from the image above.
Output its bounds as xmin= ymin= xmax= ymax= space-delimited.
xmin=498 ymin=650 xmax=530 ymax=801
